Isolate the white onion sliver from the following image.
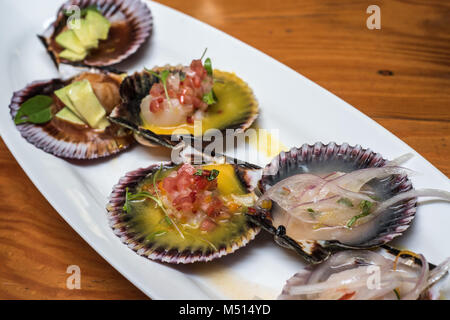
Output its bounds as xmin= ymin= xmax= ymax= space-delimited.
xmin=373 ymin=188 xmax=450 ymax=215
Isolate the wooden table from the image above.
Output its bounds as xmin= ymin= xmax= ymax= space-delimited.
xmin=0 ymin=0 xmax=448 ymax=299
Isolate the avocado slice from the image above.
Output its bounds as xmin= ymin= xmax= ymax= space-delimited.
xmin=95 ymin=117 xmax=111 ymax=130
xmin=73 ymin=19 xmax=99 ymax=49
xmin=59 ymin=49 xmax=87 ymax=62
xmin=55 ymin=107 xmax=86 ymax=125
xmin=54 ymin=84 xmax=85 ymax=120
xmin=66 ymin=80 xmax=107 ymax=128
xmin=55 ymin=30 xmax=86 ymax=55
xmin=86 ymin=10 xmax=110 ymax=40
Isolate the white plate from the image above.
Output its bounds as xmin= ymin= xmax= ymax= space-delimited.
xmin=0 ymin=0 xmax=449 ymax=300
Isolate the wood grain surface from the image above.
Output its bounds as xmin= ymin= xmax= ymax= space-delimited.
xmin=0 ymin=0 xmax=449 ymax=299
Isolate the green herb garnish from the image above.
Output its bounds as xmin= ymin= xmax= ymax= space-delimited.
xmin=307 ymin=208 xmax=317 ymax=218
xmin=337 ymin=197 xmax=354 ymax=207
xmin=14 ymin=95 xmax=53 ymax=125
xmin=123 ymin=188 xmax=159 ymax=213
xmin=202 ymin=90 xmax=216 ymax=105
xmin=207 ymin=169 xmax=220 ymax=181
xmin=123 ymin=165 xmax=184 ymax=239
xmin=346 ymin=200 xmax=373 ymax=228
xmin=200 ymin=48 xmax=208 ymax=60
xmin=147 ymin=230 xmax=167 ymax=242
xmin=194 ymin=169 xmax=203 ymax=176
xmin=204 ymin=57 xmax=213 ymax=76
xmin=145 ymin=69 xmax=173 ymax=108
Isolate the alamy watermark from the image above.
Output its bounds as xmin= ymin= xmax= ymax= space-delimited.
xmin=66 ymin=265 xmax=81 ymax=290
xmin=366 ymin=5 xmax=381 ymax=30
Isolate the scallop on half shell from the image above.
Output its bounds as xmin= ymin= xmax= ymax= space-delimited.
xmin=246 ymin=142 xmax=419 ymax=263
xmin=38 ymin=0 xmax=152 ymax=68
xmin=109 ymin=66 xmax=259 ymax=149
xmin=106 ymin=160 xmax=261 ymax=263
xmin=279 ymin=246 xmax=450 ymax=300
xmin=9 ymin=69 xmax=135 ymax=159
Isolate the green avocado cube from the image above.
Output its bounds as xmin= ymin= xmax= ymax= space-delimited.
xmin=86 ymin=10 xmax=111 ymax=40
xmin=73 ymin=19 xmax=99 ymax=49
xmin=55 ymin=30 xmax=86 ymax=54
xmin=55 ymin=107 xmax=86 ymax=125
xmin=66 ymin=80 xmax=107 ymax=128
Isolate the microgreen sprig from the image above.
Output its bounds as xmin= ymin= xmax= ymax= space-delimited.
xmin=200 ymin=48 xmax=208 ymax=60
xmin=145 ymin=68 xmax=173 ymax=108
xmin=152 ymin=165 xmax=184 ymax=238
xmin=122 ymin=165 xmax=184 ymax=239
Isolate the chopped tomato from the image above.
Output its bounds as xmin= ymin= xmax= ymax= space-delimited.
xmin=156 ymin=164 xmax=230 ymax=230
xmin=147 ymin=59 xmax=212 ymax=119
xmin=200 ymin=218 xmax=216 ymax=232
xmin=149 ymin=99 xmax=162 ymax=113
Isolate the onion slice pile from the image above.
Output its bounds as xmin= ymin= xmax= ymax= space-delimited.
xmin=258 ymin=155 xmax=450 ymax=230
xmin=279 ymin=250 xmax=450 ymax=300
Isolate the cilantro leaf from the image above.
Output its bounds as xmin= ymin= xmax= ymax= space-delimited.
xmin=202 ymin=90 xmax=216 ymax=105
xmin=337 ymin=197 xmax=354 ymax=207
xmin=207 ymin=169 xmax=220 ymax=181
xmin=346 ymin=200 xmax=373 ymax=228
xmin=14 ymin=95 xmax=53 ymax=125
xmin=204 ymin=58 xmax=213 ymax=76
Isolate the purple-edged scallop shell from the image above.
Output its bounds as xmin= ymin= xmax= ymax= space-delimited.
xmin=109 ymin=67 xmax=259 ymax=149
xmin=278 ymin=245 xmax=450 ymax=300
xmin=246 ymin=142 xmax=417 ymax=264
xmin=38 ymin=0 xmax=152 ymax=68
xmin=9 ymin=69 xmax=135 ymax=159
xmin=106 ymin=161 xmax=260 ymax=264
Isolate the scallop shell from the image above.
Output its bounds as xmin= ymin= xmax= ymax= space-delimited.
xmin=247 ymin=142 xmax=417 ymax=263
xmin=38 ymin=0 xmax=152 ymax=68
xmin=9 ymin=69 xmax=135 ymax=159
xmin=106 ymin=162 xmax=260 ymax=264
xmin=279 ymin=246 xmax=445 ymax=300
xmin=109 ymin=67 xmax=259 ymax=148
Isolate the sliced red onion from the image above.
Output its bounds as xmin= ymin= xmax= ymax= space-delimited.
xmin=279 ymin=249 xmax=448 ymax=300
xmin=400 ymin=254 xmax=428 ymax=300
xmin=326 ymin=166 xmax=413 ymax=193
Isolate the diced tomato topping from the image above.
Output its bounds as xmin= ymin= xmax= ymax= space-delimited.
xmin=150 ymin=99 xmax=161 ymax=113
xmin=206 ymin=198 xmax=223 ymax=217
xmin=156 ymin=164 xmax=230 ymax=231
xmin=150 ymin=83 xmax=164 ymax=96
xmin=147 ymin=59 xmax=212 ymax=117
xmin=193 ymin=75 xmax=202 ymax=88
xmin=200 ymin=218 xmax=216 ymax=232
